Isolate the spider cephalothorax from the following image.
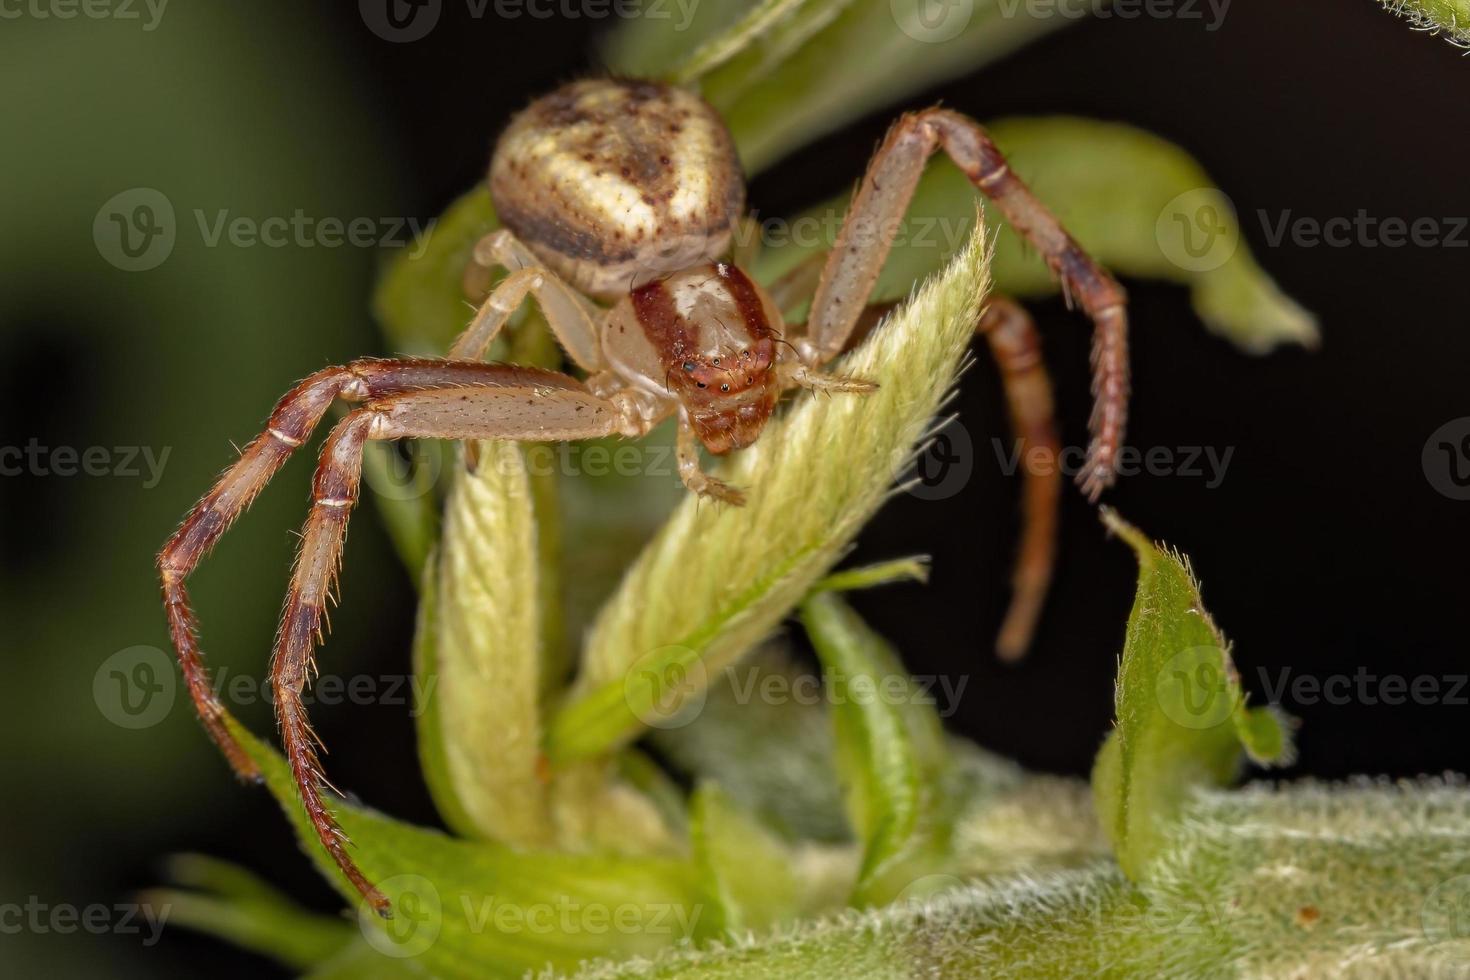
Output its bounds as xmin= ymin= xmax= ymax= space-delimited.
xmin=158 ymin=76 xmax=1130 ymax=917
xmin=622 ymin=262 xmax=784 ymax=453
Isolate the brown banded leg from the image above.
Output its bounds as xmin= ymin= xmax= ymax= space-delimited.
xmin=269 ymin=373 xmax=637 ymax=916
xmin=977 ymin=297 xmax=1061 ymax=661
xmin=157 ymin=361 xmax=385 ymax=781
xmin=157 ymin=359 xmax=619 ymax=911
xmin=805 ymin=108 xmax=1129 ymax=500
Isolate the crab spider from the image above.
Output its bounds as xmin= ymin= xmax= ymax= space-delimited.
xmin=157 ymin=78 xmax=1127 ymax=917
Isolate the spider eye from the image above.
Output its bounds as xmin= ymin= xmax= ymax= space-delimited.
xmin=696 ymin=382 xmax=707 ymax=389
xmin=712 ymin=357 xmax=721 ymax=366
xmin=682 ymin=361 xmax=696 ymax=372
xmin=720 ymin=384 xmax=730 ymax=392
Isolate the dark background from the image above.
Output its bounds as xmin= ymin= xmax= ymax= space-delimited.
xmin=2 ymin=0 xmax=1466 ymax=975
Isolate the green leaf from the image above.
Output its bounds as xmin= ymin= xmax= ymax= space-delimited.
xmin=757 ymin=118 xmax=1317 ymax=354
xmin=606 ymin=0 xmax=1078 ymax=173
xmin=689 ymin=782 xmax=849 ymax=937
xmin=550 ymin=780 xmax=1470 ymax=979
xmin=227 ymin=718 xmax=703 ymax=980
xmin=1379 ymin=0 xmax=1470 ymax=48
xmin=1090 ymin=509 xmax=1292 ymax=882
xmin=304 ymin=938 xmax=428 ymax=979
xmin=413 ymin=442 xmax=552 ymax=846
xmin=141 ymin=855 xmax=352 ymax=970
xmin=810 ymin=556 xmax=930 ymax=596
xmin=800 ymin=593 xmax=949 ymax=906
xmin=649 ymin=645 xmax=850 ymax=842
xmin=545 ymin=223 xmax=992 ymax=763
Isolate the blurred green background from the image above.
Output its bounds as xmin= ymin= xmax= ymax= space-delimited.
xmin=0 ymin=6 xmax=413 ymax=975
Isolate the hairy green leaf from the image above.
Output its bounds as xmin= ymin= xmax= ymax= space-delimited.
xmin=1091 ymin=509 xmax=1293 ymax=881
xmin=549 ymin=780 xmax=1470 ymax=978
xmin=1380 ymin=0 xmax=1470 ymax=48
xmin=800 ymin=593 xmax=949 ymax=905
xmin=412 ymin=443 xmax=550 ymax=845
xmin=545 ymin=222 xmax=991 ymax=762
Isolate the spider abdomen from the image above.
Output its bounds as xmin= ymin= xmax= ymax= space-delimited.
xmin=490 ymin=78 xmax=745 ymax=300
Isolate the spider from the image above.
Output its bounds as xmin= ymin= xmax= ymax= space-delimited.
xmin=157 ymin=78 xmax=1128 ymax=917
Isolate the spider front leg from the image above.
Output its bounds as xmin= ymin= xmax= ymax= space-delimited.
xmin=158 ymin=358 xmax=642 ymax=917
xmin=806 ymin=108 xmax=1129 ymax=500
xmin=675 ymin=415 xmax=747 ymax=505
xmin=269 ymin=369 xmax=646 ymax=917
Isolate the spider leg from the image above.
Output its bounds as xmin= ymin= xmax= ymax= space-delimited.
xmin=461 ymin=229 xmax=606 ymax=371
xmin=977 ymin=296 xmax=1061 ymax=661
xmin=267 ymin=369 xmax=642 ymax=918
xmin=805 ymin=109 xmax=1129 ymax=500
xmin=675 ymin=415 xmax=746 ymax=505
xmin=156 ymin=359 xmax=632 ymax=900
